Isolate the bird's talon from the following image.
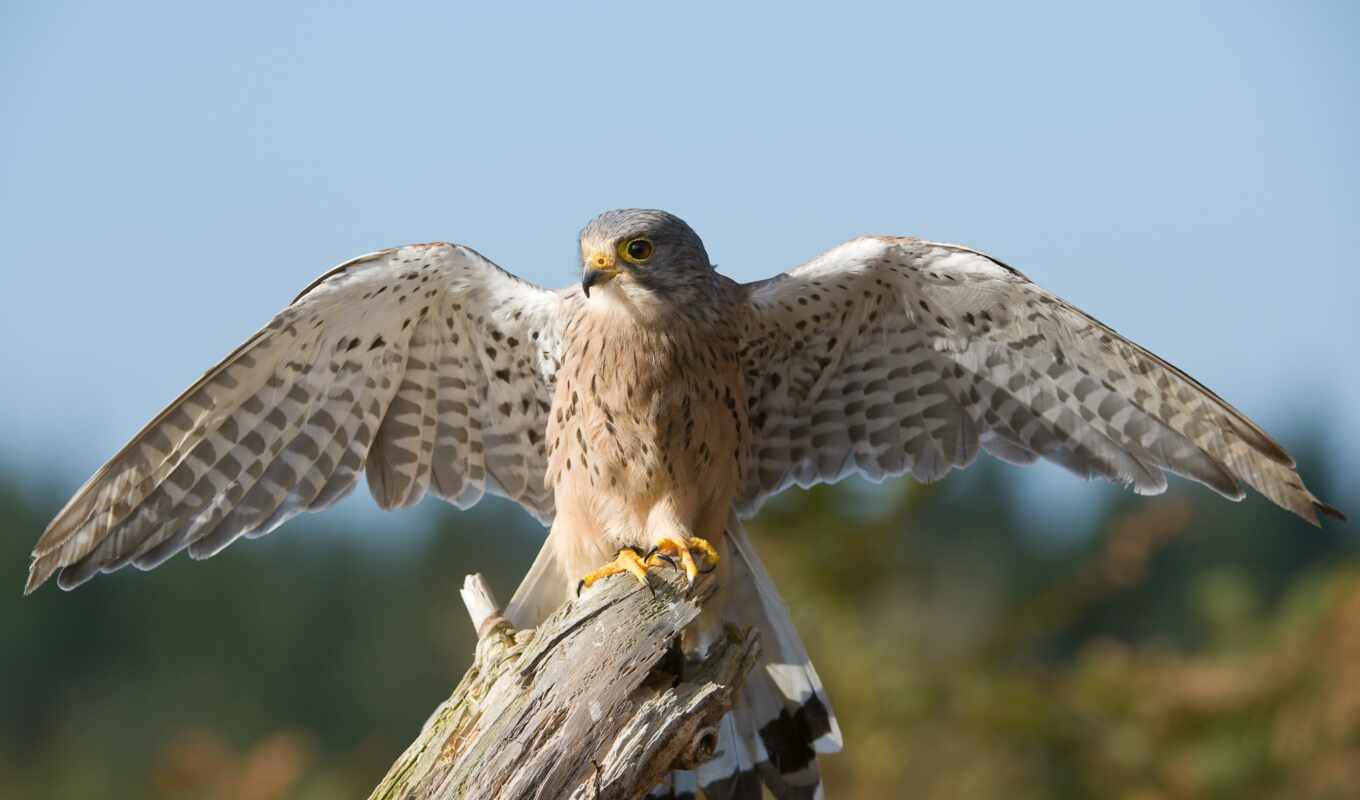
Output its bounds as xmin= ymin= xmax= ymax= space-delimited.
xmin=581 ymin=538 xmax=719 ymax=594
xmin=645 ymin=551 xmax=678 ymax=570
xmin=688 ymin=537 xmax=720 ymax=566
xmin=578 ymin=547 xmax=651 ymax=593
xmin=650 ymin=537 xmax=720 ymax=584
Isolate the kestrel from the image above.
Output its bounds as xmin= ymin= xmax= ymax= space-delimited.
xmin=27 ymin=209 xmax=1343 ymax=799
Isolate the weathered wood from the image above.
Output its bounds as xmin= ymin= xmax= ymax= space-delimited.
xmin=369 ymin=568 xmax=760 ymax=800
xmin=459 ymin=574 xmax=504 ymax=639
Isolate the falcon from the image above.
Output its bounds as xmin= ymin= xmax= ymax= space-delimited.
xmin=26 ymin=209 xmax=1343 ymax=799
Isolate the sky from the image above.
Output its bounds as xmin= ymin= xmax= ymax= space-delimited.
xmin=1 ymin=1 xmax=1356 ymax=538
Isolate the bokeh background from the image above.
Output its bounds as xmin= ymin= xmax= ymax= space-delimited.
xmin=2 ymin=2 xmax=1357 ymax=798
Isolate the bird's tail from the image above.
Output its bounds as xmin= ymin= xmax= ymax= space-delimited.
xmin=654 ymin=514 xmax=842 ymax=800
xmin=504 ymin=528 xmax=573 ymax=629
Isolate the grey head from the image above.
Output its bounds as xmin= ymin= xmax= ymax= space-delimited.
xmin=578 ymin=209 xmax=714 ymax=303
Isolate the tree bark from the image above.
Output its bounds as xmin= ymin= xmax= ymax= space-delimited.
xmin=368 ymin=569 xmax=759 ymax=800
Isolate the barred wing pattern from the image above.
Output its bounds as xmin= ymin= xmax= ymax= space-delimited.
xmin=27 ymin=244 xmax=566 ymax=593
xmin=738 ymin=237 xmax=1343 ymax=524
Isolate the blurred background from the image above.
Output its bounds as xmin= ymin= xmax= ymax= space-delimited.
xmin=2 ymin=2 xmax=1357 ymax=798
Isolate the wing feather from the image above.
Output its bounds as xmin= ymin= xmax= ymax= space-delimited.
xmin=367 ymin=312 xmax=440 ymax=509
xmin=738 ymin=236 xmax=1343 ymax=524
xmin=28 ymin=243 xmax=566 ymax=593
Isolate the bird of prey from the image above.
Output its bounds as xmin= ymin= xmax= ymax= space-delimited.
xmin=26 ymin=209 xmax=1343 ymax=799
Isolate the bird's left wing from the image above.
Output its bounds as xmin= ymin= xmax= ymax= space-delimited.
xmin=28 ymin=243 xmax=568 ymax=593
xmin=737 ymin=236 xmax=1343 ymax=523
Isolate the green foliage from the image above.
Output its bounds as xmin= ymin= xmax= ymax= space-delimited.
xmin=1 ymin=441 xmax=1353 ymax=799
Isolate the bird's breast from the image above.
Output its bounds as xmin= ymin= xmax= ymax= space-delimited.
xmin=545 ymin=311 xmax=748 ymax=542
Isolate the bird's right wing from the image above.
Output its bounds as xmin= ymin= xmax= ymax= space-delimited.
xmin=28 ymin=243 xmax=568 ymax=593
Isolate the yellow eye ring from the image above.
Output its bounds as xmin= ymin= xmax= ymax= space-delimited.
xmin=618 ymin=237 xmax=654 ymax=264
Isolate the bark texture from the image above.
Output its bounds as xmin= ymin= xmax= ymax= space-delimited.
xmin=368 ymin=570 xmax=759 ymax=800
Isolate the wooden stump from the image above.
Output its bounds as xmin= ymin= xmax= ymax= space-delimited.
xmin=368 ymin=569 xmax=760 ymax=800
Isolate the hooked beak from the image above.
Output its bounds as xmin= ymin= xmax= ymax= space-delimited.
xmin=581 ymin=250 xmax=619 ymax=297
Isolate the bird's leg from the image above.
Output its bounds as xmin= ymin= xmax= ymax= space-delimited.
xmin=576 ymin=546 xmax=651 ymax=595
xmin=646 ymin=537 xmax=720 ymax=584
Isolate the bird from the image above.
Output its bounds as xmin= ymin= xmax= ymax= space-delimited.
xmin=26 ymin=208 xmax=1343 ymax=799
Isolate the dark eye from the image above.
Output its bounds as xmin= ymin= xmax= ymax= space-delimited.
xmin=621 ymin=238 xmax=654 ymax=263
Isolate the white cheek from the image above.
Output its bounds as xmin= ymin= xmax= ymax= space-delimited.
xmin=583 ymin=282 xmax=639 ymax=325
xmin=621 ymin=280 xmax=670 ymax=315
xmin=586 ymin=278 xmax=668 ymax=322
xmin=589 ymin=281 xmax=630 ymax=310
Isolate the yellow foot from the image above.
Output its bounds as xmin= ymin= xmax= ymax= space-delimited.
xmin=577 ymin=547 xmax=651 ymax=595
xmin=646 ymin=537 xmax=720 ymax=584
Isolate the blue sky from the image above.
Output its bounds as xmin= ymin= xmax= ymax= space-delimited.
xmin=2 ymin=1 xmax=1355 ymax=533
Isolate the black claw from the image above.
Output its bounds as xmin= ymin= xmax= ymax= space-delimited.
xmin=644 ymin=546 xmax=678 ymax=570
xmin=575 ymin=578 xmax=586 ymax=597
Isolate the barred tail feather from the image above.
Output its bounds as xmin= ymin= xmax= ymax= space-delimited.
xmin=665 ymin=516 xmax=839 ymax=799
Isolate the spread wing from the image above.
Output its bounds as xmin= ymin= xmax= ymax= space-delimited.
xmin=737 ymin=236 xmax=1344 ymax=524
xmin=28 ymin=243 xmax=567 ymax=593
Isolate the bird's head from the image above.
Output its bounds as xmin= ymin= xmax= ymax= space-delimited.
xmin=578 ymin=209 xmax=713 ymax=305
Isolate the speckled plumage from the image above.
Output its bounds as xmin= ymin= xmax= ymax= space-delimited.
xmin=544 ymin=286 xmax=748 ymax=576
xmin=27 ymin=209 xmax=1342 ymax=800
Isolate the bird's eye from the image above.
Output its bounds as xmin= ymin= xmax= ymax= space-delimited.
xmin=619 ymin=237 xmax=654 ymax=264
